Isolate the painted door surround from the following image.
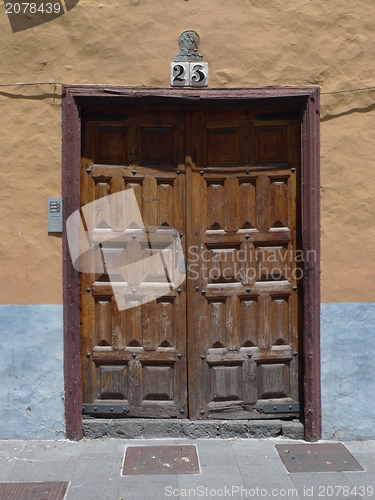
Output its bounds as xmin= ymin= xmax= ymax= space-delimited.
xmin=62 ymin=86 xmax=321 ymax=441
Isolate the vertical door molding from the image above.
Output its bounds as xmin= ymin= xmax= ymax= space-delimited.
xmin=62 ymin=86 xmax=321 ymax=441
xmin=301 ymin=92 xmax=321 ymax=441
xmin=62 ymin=87 xmax=83 ymax=440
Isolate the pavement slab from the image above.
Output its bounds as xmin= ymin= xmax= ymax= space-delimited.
xmin=0 ymin=438 xmax=373 ymax=500
xmin=0 ymin=441 xmax=28 ymax=481
xmin=120 ymin=474 xmax=179 ymax=500
xmin=289 ymin=471 xmax=359 ymax=500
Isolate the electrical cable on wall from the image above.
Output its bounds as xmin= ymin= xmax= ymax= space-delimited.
xmin=1 ymin=82 xmax=375 ymax=96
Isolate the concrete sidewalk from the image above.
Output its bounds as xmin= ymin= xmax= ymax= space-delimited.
xmin=0 ymin=438 xmax=374 ymax=500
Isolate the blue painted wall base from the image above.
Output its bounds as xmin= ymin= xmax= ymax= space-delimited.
xmin=321 ymin=302 xmax=375 ymax=440
xmin=0 ymin=303 xmax=374 ymax=440
xmin=0 ymin=305 xmax=65 ymax=439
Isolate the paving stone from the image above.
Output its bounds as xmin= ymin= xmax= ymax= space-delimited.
xmin=343 ymin=442 xmax=375 ymax=471
xmin=0 ymin=458 xmax=18 ymax=481
xmin=0 ymin=441 xmax=28 ymax=481
xmin=0 ymin=438 xmax=374 ymax=500
xmin=343 ymin=445 xmax=375 ymax=490
xmin=343 ymin=452 xmax=375 ymax=473
xmin=238 ymin=457 xmax=297 ymax=495
xmin=0 ymin=441 xmax=28 ymax=456
xmin=6 ymin=458 xmax=79 ymax=482
xmin=231 ymin=438 xmax=278 ymax=457
xmin=177 ymin=464 xmax=244 ymax=491
xmin=290 ymin=471 xmax=354 ymax=500
xmin=79 ymin=438 xmax=127 ymax=457
xmin=22 ymin=440 xmax=83 ymax=461
xmin=119 ymin=474 xmax=179 ymax=500
xmin=237 ymin=452 xmax=290 ymax=483
xmin=68 ymin=453 xmax=121 ymax=500
xmin=240 ymin=478 xmax=299 ymax=499
xmin=344 ymin=441 xmax=375 ymax=454
xmin=193 ymin=439 xmax=234 ymax=466
xmin=344 ymin=470 xmax=375 ymax=499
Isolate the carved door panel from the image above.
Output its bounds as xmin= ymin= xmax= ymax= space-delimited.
xmin=80 ymin=110 xmax=187 ymax=418
xmin=188 ymin=110 xmax=301 ymax=419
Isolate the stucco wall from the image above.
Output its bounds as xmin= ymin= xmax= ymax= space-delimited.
xmin=0 ymin=0 xmax=374 ymax=439
xmin=0 ymin=0 xmax=375 ymax=303
xmin=1 ymin=0 xmax=375 ymax=303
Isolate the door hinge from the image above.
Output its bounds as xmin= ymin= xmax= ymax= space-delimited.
xmin=259 ymin=403 xmax=300 ymax=414
xmin=82 ymin=404 xmax=130 ymax=415
xmin=178 ymin=258 xmax=187 ymax=274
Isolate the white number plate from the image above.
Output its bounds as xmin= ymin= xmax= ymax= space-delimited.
xmin=171 ymin=62 xmax=208 ymax=87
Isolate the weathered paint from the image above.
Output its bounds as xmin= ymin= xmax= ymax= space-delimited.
xmin=0 ymin=305 xmax=65 ymax=439
xmin=321 ymin=303 xmax=375 ymax=440
xmin=0 ymin=1 xmax=375 ymax=303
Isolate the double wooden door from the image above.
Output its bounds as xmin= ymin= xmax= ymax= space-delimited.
xmin=80 ymin=107 xmax=301 ymax=420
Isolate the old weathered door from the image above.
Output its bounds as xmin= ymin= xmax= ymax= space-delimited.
xmin=187 ymin=110 xmax=300 ymax=419
xmin=80 ymin=110 xmax=187 ymax=418
xmin=80 ymin=106 xmax=301 ymax=420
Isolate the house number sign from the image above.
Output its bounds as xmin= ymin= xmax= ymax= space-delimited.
xmin=171 ymin=30 xmax=208 ymax=87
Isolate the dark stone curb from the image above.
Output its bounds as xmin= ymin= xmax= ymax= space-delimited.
xmin=83 ymin=418 xmax=304 ymax=440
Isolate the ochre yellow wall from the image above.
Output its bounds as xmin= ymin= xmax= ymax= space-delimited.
xmin=1 ymin=0 xmax=375 ymax=303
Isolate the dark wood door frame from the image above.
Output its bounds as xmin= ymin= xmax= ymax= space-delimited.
xmin=62 ymin=85 xmax=321 ymax=441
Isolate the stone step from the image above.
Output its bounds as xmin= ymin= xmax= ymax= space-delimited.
xmin=83 ymin=418 xmax=304 ymax=440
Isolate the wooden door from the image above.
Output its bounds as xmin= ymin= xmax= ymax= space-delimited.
xmin=187 ymin=110 xmax=301 ymax=419
xmin=80 ymin=110 xmax=187 ymax=418
xmin=80 ymin=106 xmax=301 ymax=421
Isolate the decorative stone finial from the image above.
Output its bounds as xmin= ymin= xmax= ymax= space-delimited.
xmin=175 ymin=30 xmax=203 ymax=62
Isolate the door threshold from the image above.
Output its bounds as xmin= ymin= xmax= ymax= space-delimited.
xmin=82 ymin=418 xmax=304 ymax=440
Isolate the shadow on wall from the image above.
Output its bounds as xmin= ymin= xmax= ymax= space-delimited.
xmin=4 ymin=0 xmax=80 ymax=33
